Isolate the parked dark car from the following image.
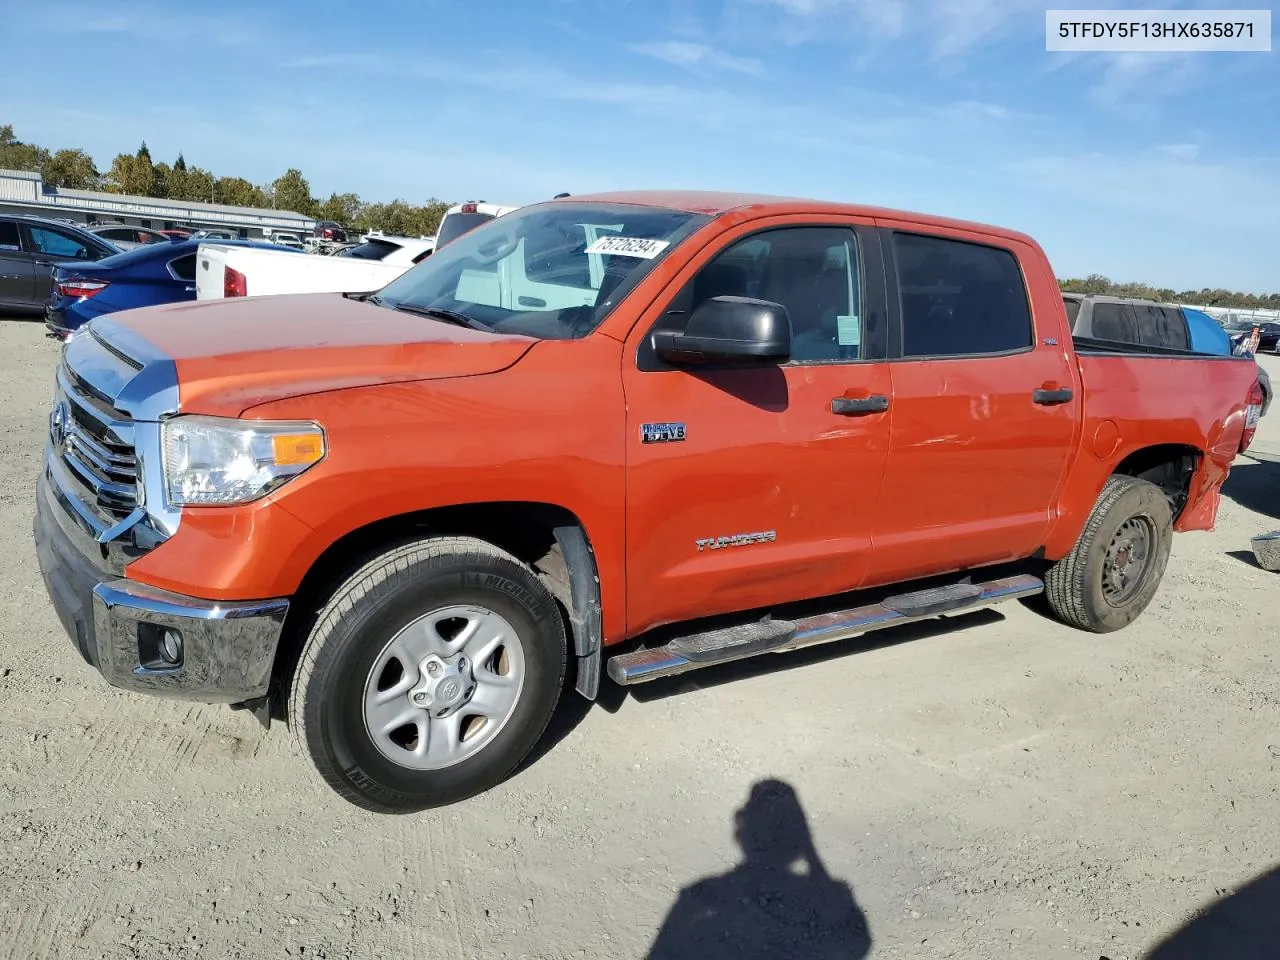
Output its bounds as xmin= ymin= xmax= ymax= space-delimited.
xmin=313 ymin=220 xmax=347 ymax=242
xmin=44 ymin=239 xmax=285 ymax=340
xmin=1225 ymin=319 xmax=1280 ymax=353
xmin=0 ymin=214 xmax=121 ymax=315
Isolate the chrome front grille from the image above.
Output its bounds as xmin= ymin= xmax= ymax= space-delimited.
xmin=42 ymin=319 xmax=180 ymax=568
xmin=52 ymin=364 xmax=140 ymax=527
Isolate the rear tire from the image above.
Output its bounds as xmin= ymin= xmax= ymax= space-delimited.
xmin=288 ymin=536 xmax=567 ymax=813
xmin=1044 ymin=476 xmax=1173 ymax=633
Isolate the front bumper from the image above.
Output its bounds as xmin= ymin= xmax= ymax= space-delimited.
xmin=34 ymin=471 xmax=289 ymax=704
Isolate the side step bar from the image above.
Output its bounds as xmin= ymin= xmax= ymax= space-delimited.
xmin=607 ymin=574 xmax=1044 ymax=686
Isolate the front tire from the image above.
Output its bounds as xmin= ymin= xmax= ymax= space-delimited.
xmin=1044 ymin=476 xmax=1173 ymax=633
xmin=289 ymin=536 xmax=567 ymax=813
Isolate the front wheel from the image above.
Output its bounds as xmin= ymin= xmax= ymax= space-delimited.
xmin=289 ymin=536 xmax=567 ymax=813
xmin=1044 ymin=475 xmax=1173 ymax=633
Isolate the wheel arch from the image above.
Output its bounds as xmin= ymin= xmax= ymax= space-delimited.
xmin=1110 ymin=442 xmax=1202 ymax=522
xmin=269 ymin=501 xmax=603 ymax=717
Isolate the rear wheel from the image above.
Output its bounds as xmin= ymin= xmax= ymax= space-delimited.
xmin=1044 ymin=476 xmax=1173 ymax=632
xmin=289 ymin=536 xmax=567 ymax=813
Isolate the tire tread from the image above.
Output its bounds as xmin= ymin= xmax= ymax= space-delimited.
xmin=1044 ymin=475 xmax=1168 ymax=632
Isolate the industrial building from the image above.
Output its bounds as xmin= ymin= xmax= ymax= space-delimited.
xmin=0 ymin=167 xmax=314 ymax=239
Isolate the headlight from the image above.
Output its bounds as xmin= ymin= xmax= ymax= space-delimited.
xmin=161 ymin=416 xmax=325 ymax=506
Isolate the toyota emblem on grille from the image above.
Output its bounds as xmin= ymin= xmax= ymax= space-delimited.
xmin=49 ymin=400 xmax=70 ymax=448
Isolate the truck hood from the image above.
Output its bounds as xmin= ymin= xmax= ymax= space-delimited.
xmin=98 ymin=293 xmax=536 ymax=416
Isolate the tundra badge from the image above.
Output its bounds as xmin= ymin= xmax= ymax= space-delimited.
xmin=641 ymin=422 xmax=686 ymax=444
xmin=695 ymin=531 xmax=777 ymax=552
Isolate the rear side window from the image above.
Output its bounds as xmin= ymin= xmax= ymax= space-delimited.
xmin=1156 ymin=306 xmax=1190 ymax=350
xmin=1062 ymin=297 xmax=1081 ymax=327
xmin=1102 ymin=303 xmax=1191 ymax=350
xmin=1090 ymin=302 xmax=1137 ymax=342
xmin=168 ymin=254 xmax=197 ymax=281
xmin=893 ymin=233 xmax=1033 ymax=357
xmin=0 ymin=221 xmax=19 ymax=251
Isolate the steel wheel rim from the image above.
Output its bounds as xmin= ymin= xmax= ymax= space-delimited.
xmin=1101 ymin=515 xmax=1155 ymax=607
xmin=362 ymin=604 xmax=526 ymax=771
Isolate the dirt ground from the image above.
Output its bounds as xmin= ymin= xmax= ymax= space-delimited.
xmin=1 ymin=316 xmax=1277 ymax=960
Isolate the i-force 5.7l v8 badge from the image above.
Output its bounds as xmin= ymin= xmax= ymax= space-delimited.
xmin=641 ymin=422 xmax=686 ymax=444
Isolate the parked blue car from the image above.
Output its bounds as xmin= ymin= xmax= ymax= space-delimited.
xmin=44 ymin=239 xmax=292 ymax=340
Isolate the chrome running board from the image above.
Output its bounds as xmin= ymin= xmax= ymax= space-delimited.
xmin=606 ymin=574 xmax=1044 ymax=686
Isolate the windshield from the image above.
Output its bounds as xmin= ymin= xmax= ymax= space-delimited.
xmin=375 ymin=203 xmax=708 ymax=340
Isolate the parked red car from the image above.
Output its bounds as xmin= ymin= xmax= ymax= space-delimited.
xmin=313 ymin=220 xmax=347 ymax=243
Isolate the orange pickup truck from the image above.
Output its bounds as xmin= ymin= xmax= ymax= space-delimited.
xmin=34 ymin=191 xmax=1265 ymax=812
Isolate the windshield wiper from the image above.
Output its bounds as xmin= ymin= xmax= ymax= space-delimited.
xmin=382 ymin=301 xmax=496 ymax=333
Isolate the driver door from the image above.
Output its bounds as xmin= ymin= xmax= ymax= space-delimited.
xmin=621 ymin=218 xmax=893 ymax=636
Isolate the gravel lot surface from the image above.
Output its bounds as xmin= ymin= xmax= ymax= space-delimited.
xmin=1 ymin=316 xmax=1277 ymax=960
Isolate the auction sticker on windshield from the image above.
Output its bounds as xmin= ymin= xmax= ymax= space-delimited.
xmin=584 ymin=236 xmax=671 ymax=259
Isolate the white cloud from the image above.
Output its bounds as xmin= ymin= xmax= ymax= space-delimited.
xmin=1089 ymin=52 xmax=1201 ymax=105
xmin=628 ymin=40 xmax=764 ymax=76
xmin=749 ymin=0 xmax=1038 ymax=58
xmin=1157 ymin=142 xmax=1201 ymax=160
xmin=51 ymin=6 xmax=255 ymax=46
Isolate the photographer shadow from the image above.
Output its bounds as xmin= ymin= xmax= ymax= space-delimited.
xmin=647 ymin=779 xmax=872 ymax=960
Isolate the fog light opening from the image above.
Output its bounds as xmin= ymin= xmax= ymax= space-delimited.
xmin=161 ymin=629 xmax=182 ymax=665
xmin=137 ymin=623 xmax=184 ymax=671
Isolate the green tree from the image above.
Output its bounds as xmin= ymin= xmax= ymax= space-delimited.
xmin=174 ymin=152 xmax=187 ymax=173
xmin=271 ymin=168 xmax=315 ymax=216
xmin=215 ymin=176 xmax=269 ymax=208
xmin=152 ymin=161 xmax=172 ymax=198
xmin=42 ymin=148 xmax=99 ymax=189
xmin=179 ymin=166 xmax=216 ymax=203
xmin=104 ymin=142 xmax=162 ymax=196
xmin=0 ymin=123 xmax=51 ymax=174
xmin=315 ymin=191 xmax=363 ymax=226
xmin=415 ymin=199 xmax=449 ymax=236
xmin=355 ymin=198 xmax=449 ymax=237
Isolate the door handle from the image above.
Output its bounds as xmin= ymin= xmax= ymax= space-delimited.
xmin=831 ymin=394 xmax=889 ymax=415
xmin=517 ymin=295 xmax=546 ymax=307
xmin=1033 ymin=386 xmax=1073 ymax=405
xmin=184 ymin=285 xmax=196 ymax=292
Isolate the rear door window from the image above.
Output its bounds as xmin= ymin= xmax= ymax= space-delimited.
xmin=892 ymin=232 xmax=1033 ymax=357
xmin=0 ymin=221 xmax=20 ymax=251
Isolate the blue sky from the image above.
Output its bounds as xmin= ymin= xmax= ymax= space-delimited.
xmin=1 ymin=0 xmax=1276 ymax=291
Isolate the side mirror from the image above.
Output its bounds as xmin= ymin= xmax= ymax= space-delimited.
xmin=652 ymin=296 xmax=791 ymax=366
